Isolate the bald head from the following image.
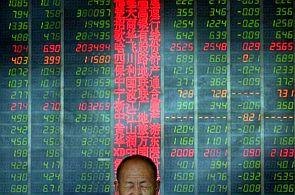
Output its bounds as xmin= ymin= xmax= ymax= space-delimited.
xmin=115 ymin=155 xmax=160 ymax=195
xmin=116 ymin=155 xmax=157 ymax=181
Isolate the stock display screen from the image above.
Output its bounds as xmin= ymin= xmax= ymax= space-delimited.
xmin=0 ymin=0 xmax=294 ymax=194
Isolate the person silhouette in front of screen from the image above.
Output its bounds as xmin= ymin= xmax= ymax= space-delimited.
xmin=114 ymin=155 xmax=160 ymax=195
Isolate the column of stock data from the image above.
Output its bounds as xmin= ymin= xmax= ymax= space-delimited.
xmin=264 ymin=0 xmax=294 ymax=194
xmin=64 ymin=0 xmax=112 ymax=194
xmin=31 ymin=0 xmax=62 ymax=193
xmin=163 ymin=0 xmax=195 ymax=194
xmin=197 ymin=0 xmax=228 ymax=194
xmin=230 ymin=0 xmax=263 ymax=194
xmin=0 ymin=0 xmax=29 ymax=194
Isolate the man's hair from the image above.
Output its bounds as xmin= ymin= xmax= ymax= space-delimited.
xmin=116 ymin=155 xmax=157 ymax=181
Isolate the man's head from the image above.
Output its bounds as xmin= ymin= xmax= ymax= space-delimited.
xmin=114 ymin=155 xmax=160 ymax=195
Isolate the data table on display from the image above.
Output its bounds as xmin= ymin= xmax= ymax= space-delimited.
xmin=64 ymin=0 xmax=112 ymax=194
xmin=0 ymin=0 xmax=294 ymax=195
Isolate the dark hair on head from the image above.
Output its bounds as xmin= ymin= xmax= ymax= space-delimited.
xmin=116 ymin=155 xmax=157 ymax=181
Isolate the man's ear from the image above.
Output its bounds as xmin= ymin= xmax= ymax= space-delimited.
xmin=155 ymin=180 xmax=160 ymax=192
xmin=114 ymin=180 xmax=119 ymax=192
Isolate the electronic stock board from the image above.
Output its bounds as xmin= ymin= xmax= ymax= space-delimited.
xmin=0 ymin=0 xmax=294 ymax=194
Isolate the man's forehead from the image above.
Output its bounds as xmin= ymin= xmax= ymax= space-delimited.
xmin=122 ymin=159 xmax=152 ymax=170
xmin=120 ymin=159 xmax=154 ymax=178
